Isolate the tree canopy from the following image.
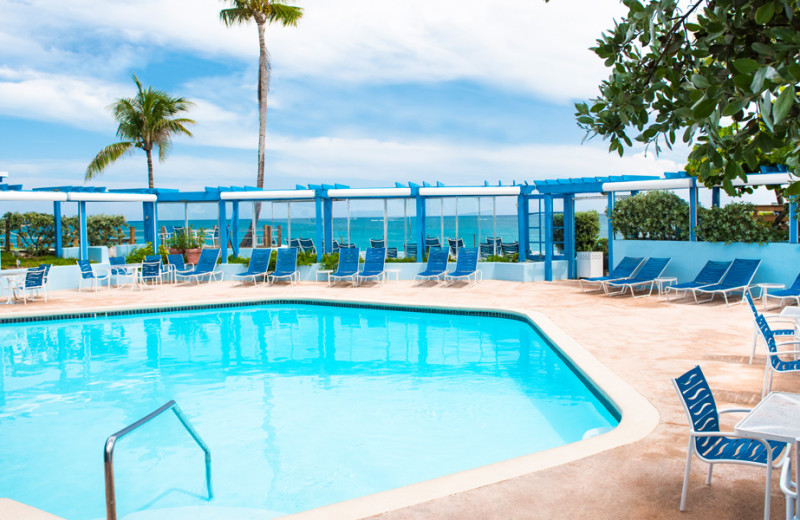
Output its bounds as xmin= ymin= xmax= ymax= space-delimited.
xmin=573 ymin=0 xmax=800 ymax=194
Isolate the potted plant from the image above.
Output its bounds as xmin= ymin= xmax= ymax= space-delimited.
xmin=183 ymin=227 xmax=205 ymax=264
xmin=167 ymin=229 xmax=188 ymax=256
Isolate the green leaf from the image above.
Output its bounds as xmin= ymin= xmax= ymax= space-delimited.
xmin=722 ymin=99 xmax=748 ymax=116
xmin=755 ymin=2 xmax=776 ymax=24
xmin=691 ymin=74 xmax=711 ymax=89
xmin=784 ymin=181 xmax=800 ymax=196
xmin=751 ymin=42 xmax=774 ymax=56
xmin=693 ymin=99 xmax=717 ymax=119
xmin=773 ymin=87 xmax=795 ymax=124
xmin=787 ymin=64 xmax=800 ymax=81
xmin=732 ymin=58 xmax=760 ymax=74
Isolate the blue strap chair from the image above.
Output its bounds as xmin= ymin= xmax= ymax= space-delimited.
xmin=444 ymin=248 xmax=481 ymax=286
xmin=108 ymin=256 xmax=135 ymax=288
xmin=144 ymin=254 xmax=171 ymax=280
xmin=357 ymin=247 xmax=387 ymax=286
xmin=329 ymin=247 xmax=360 ymax=286
xmin=299 ymin=238 xmax=315 ymax=254
xmin=447 ymin=238 xmax=464 ymax=257
xmin=370 ymin=238 xmax=386 ymax=249
xmin=269 ymin=247 xmax=299 ymax=286
xmin=175 ymin=248 xmax=222 ymax=284
xmin=12 ymin=266 xmax=46 ymax=304
xmin=386 ymin=247 xmax=398 ymax=259
xmin=424 ymin=237 xmax=441 ymax=254
xmin=605 ymin=257 xmax=671 ymax=298
xmin=166 ymin=254 xmax=193 ymax=282
xmin=138 ymin=260 xmax=164 ymax=289
xmin=501 ymin=241 xmax=519 ymax=257
xmin=479 ymin=242 xmax=495 ymax=259
xmin=288 ymin=238 xmax=302 ymax=249
xmin=38 ymin=263 xmax=51 ymax=299
xmin=763 ymin=271 xmax=800 ymax=310
xmin=673 ymin=366 xmax=787 ymax=520
xmin=665 ymin=260 xmax=731 ymax=301
xmin=693 ymin=258 xmax=761 ymax=305
xmin=403 ymin=242 xmax=417 ymax=260
xmin=77 ymin=259 xmax=110 ymax=291
xmin=415 ymin=246 xmax=448 ymax=283
xmin=578 ymin=256 xmax=644 ymax=293
xmin=233 ymin=248 xmax=271 ymax=285
xmin=745 ymin=292 xmax=797 ymax=364
xmin=753 ymin=310 xmax=800 ymax=397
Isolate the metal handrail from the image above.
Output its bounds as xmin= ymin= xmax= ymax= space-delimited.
xmin=103 ymin=400 xmax=213 ymax=520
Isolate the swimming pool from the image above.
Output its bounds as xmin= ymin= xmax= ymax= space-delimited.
xmin=0 ymin=301 xmax=618 ymax=519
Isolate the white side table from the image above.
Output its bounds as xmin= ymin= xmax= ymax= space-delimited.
xmin=316 ymin=270 xmax=333 ymax=282
xmin=735 ymin=392 xmax=800 ymax=520
xmin=385 ymin=269 xmax=401 ymax=282
xmin=654 ymin=277 xmax=677 ymax=296
xmin=756 ymin=283 xmax=786 ymax=309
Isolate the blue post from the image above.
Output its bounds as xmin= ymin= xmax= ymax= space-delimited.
xmin=711 ymin=187 xmax=721 ymax=208
xmin=218 ymin=201 xmax=228 ymax=264
xmin=790 ymin=202 xmax=798 ymax=244
xmin=323 ymin=197 xmax=333 ymax=254
xmin=517 ymin=194 xmax=529 ymax=262
xmin=78 ymin=201 xmax=88 ymax=261
xmin=53 ymin=201 xmax=62 ymax=258
xmin=142 ymin=201 xmax=158 ymax=251
xmin=415 ymin=194 xmax=426 ymax=258
xmin=689 ymin=183 xmax=698 ymax=242
xmin=544 ymin=195 xmax=553 ymax=281
xmin=315 ymin=196 xmax=324 ymax=261
xmin=230 ymin=201 xmax=240 ymax=258
xmin=564 ymin=194 xmax=576 ymax=279
xmin=607 ymin=192 xmax=615 ymax=273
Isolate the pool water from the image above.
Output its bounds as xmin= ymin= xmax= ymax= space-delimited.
xmin=0 ymin=303 xmax=617 ymax=519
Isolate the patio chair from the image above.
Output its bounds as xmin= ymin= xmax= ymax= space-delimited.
xmin=673 ymin=365 xmax=788 ymax=520
xmin=444 ymin=248 xmax=481 ymax=286
xmin=386 ymin=247 xmax=398 ymax=259
xmin=578 ymin=256 xmax=644 ymax=293
xmin=159 ymin=225 xmax=174 ymax=241
xmin=356 ymin=247 xmax=387 ymax=286
xmin=501 ymin=241 xmax=519 ymax=257
xmin=605 ymin=257 xmax=671 ymax=298
xmin=665 ymin=260 xmax=731 ymax=301
xmin=447 ymin=238 xmax=464 ymax=257
xmin=204 ymin=226 xmax=219 ymax=247
xmin=329 ymin=247 xmax=360 ymax=286
xmin=424 ymin=237 xmax=441 ymax=254
xmin=332 ymin=240 xmax=341 ymax=253
xmin=763 ymin=271 xmax=800 ymax=310
xmin=38 ymin=263 xmax=52 ymax=300
xmin=166 ymin=253 xmax=194 ymax=283
xmin=145 ymin=255 xmax=171 ymax=280
xmin=780 ymin=448 xmax=797 ymax=520
xmin=12 ymin=267 xmax=46 ymax=304
xmin=692 ymin=258 xmax=761 ymax=305
xmin=370 ymin=238 xmax=386 ymax=249
xmin=486 ymin=237 xmax=503 ymax=256
xmin=754 ymin=311 xmax=800 ymax=397
xmin=404 ymin=242 xmax=417 ymax=259
xmin=77 ymin=259 xmax=110 ymax=291
xmin=108 ymin=256 xmax=136 ymax=288
xmin=288 ymin=238 xmax=302 ymax=249
xmin=268 ymin=247 xmax=299 ymax=286
xmin=299 ymin=238 xmax=316 ymax=255
xmin=745 ymin=292 xmax=798 ymax=364
xmin=415 ymin=246 xmax=449 ymax=284
xmin=175 ymin=248 xmax=222 ymax=284
xmin=233 ymin=248 xmax=271 ymax=285
xmin=479 ymin=242 xmax=495 ymax=259
xmin=138 ymin=260 xmax=165 ymax=289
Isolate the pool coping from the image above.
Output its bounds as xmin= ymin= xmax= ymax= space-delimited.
xmin=2 ymin=295 xmax=660 ymax=520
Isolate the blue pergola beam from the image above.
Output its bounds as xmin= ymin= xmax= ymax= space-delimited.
xmin=218 ymin=201 xmax=228 ymax=264
xmin=544 ymin=195 xmax=553 ymax=281
xmin=53 ymin=201 xmax=62 ymax=258
xmin=607 ymin=192 xmax=615 ymax=272
xmin=564 ymin=194 xmax=576 ymax=278
xmin=78 ymin=201 xmax=88 ymax=261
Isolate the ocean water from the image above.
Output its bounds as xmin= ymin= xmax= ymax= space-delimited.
xmin=0 ymin=303 xmax=618 ymax=519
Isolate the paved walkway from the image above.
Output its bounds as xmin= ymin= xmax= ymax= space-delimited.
xmin=2 ymin=280 xmax=796 ymax=519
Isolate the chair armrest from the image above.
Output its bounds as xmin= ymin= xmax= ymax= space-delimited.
xmin=774 ymin=339 xmax=800 ymax=349
xmin=768 ymin=350 xmax=800 ymax=357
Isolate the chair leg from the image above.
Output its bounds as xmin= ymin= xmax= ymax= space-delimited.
xmin=763 ymin=365 xmax=771 ymax=398
xmin=765 ymin=461 xmax=773 ymax=520
xmin=680 ymin=438 xmax=693 ymax=511
xmin=706 ymin=463 xmax=713 ymax=485
xmin=751 ymin=328 xmax=759 ymax=364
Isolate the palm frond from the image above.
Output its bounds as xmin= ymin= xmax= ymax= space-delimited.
xmin=85 ymin=142 xmax=135 ymax=180
xmin=220 ymin=6 xmax=252 ymax=26
xmin=268 ymin=3 xmax=303 ymax=26
xmin=158 ymin=140 xmax=172 ymax=162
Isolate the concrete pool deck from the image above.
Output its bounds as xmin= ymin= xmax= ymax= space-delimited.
xmin=2 ymin=279 xmax=797 ymax=519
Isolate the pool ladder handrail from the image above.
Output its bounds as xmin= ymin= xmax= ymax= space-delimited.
xmin=103 ymin=400 xmax=213 ymax=520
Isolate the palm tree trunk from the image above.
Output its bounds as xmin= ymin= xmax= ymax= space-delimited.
xmin=242 ymin=19 xmax=270 ymax=248
xmin=146 ymin=149 xmax=154 ymax=189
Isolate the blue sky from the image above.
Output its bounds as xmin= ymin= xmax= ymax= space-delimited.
xmin=0 ymin=0 xmax=705 ymax=220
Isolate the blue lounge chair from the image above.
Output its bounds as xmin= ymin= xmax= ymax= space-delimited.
xmin=424 ymin=237 xmax=441 ymax=254
xmin=12 ymin=267 xmax=46 ymax=304
xmin=108 ymin=256 xmax=136 ymax=288
xmin=78 ymin=259 xmax=110 ymax=291
xmin=386 ymin=247 xmax=398 ymax=259
xmin=357 ymin=247 xmax=387 ymax=286
xmin=605 ymin=257 xmax=671 ymax=298
xmin=501 ymin=241 xmax=519 ymax=257
xmin=329 ymin=247 xmax=360 ymax=286
xmin=415 ymin=247 xmax=448 ymax=283
xmin=672 ymin=366 xmax=787 ymax=520
xmin=167 ymin=253 xmax=193 ymax=282
xmin=233 ymin=248 xmax=271 ymax=285
xmin=447 ymin=238 xmax=464 ymax=257
xmin=692 ymin=258 xmax=761 ymax=305
xmin=288 ymin=238 xmax=301 ymax=249
xmin=404 ymin=242 xmax=417 ymax=259
xmin=444 ymin=248 xmax=481 ymax=286
xmin=269 ymin=247 xmax=299 ymax=286
xmin=370 ymin=238 xmax=386 ymax=249
xmin=753 ymin=308 xmax=800 ymax=397
xmin=578 ymin=256 xmax=644 ymax=293
xmin=745 ymin=292 xmax=797 ymax=364
xmin=762 ymin=271 xmax=800 ymax=310
xmin=665 ymin=260 xmax=731 ymax=301
xmin=175 ymin=248 xmax=222 ymax=284
xmin=138 ymin=260 xmax=164 ymax=289
xmin=478 ymin=242 xmax=495 ymax=259
xmin=299 ymin=238 xmax=315 ymax=254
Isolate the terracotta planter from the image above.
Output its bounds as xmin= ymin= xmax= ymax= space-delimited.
xmin=168 ymin=248 xmax=184 ymax=257
xmin=184 ymin=248 xmax=202 ymax=265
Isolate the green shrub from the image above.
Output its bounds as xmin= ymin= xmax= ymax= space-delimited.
xmin=696 ymin=203 xmax=787 ymax=244
xmin=227 ymin=255 xmax=250 ymax=265
xmin=610 ymin=191 xmax=690 ymax=240
xmin=553 ymin=211 xmax=602 ymax=252
xmin=62 ymin=214 xmax=129 ymax=246
xmin=126 ymin=242 xmax=168 ymax=263
xmin=386 ymin=256 xmax=417 ymax=263
xmin=481 ymin=254 xmax=518 ymax=263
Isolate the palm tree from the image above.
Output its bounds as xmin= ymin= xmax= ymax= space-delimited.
xmin=220 ymin=0 xmax=303 ymax=246
xmin=86 ymin=75 xmax=195 ymax=189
